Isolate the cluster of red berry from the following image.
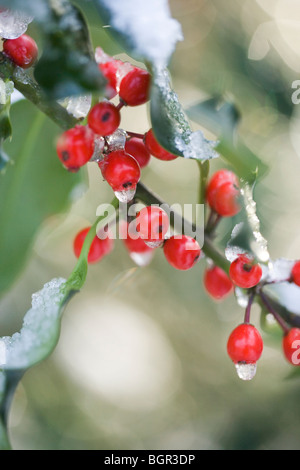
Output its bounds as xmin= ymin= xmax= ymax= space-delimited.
xmin=205 ymin=170 xmax=300 ymax=379
xmin=4 ymin=35 xmax=300 ymax=380
xmin=56 ymin=49 xmax=179 ymax=203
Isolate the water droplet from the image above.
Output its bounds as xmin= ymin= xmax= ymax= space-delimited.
xmin=235 ymin=362 xmax=257 ymax=381
xmin=144 ymin=240 xmax=164 ymax=248
xmin=130 ymin=251 xmax=154 ymax=267
xmin=106 ymin=129 xmax=127 ymax=152
xmin=114 ymin=188 xmax=136 ymax=203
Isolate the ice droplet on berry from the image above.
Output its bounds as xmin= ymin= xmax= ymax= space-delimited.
xmin=235 ymin=362 xmax=257 ymax=381
xmin=0 ymin=9 xmax=33 ymax=39
xmin=64 ymin=94 xmax=92 ymax=119
xmin=114 ymin=188 xmax=136 ymax=203
xmin=144 ymin=240 xmax=164 ymax=248
xmin=90 ymin=136 xmax=106 ymax=162
xmin=106 ymin=129 xmax=127 ymax=152
xmin=130 ymin=250 xmax=154 ymax=267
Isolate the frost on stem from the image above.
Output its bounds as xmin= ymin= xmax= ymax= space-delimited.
xmin=0 ymin=278 xmax=67 ymax=370
xmin=240 ymin=183 xmax=269 ymax=263
xmin=0 ymin=79 xmax=14 ymax=105
xmin=97 ymin=0 xmax=183 ymax=67
xmin=0 ymin=8 xmax=33 ymax=40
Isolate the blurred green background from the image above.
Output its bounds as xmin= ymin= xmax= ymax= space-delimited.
xmin=2 ymin=0 xmax=300 ymax=450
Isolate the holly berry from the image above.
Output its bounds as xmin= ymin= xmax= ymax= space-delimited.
xmin=291 ymin=261 xmax=300 ymax=287
xmin=98 ymin=60 xmax=120 ymax=99
xmin=3 ymin=34 xmax=38 ymax=69
xmin=56 ymin=125 xmax=95 ymax=171
xmin=119 ymin=67 xmax=151 ymax=106
xmin=229 ymin=254 xmax=262 ymax=289
xmin=204 ymin=265 xmax=233 ymax=300
xmin=134 ymin=206 xmax=169 ymax=244
xmin=206 ymin=169 xmax=239 ymax=208
xmin=144 ymin=129 xmax=178 ymax=161
xmin=99 ymin=150 xmax=141 ymax=192
xmin=227 ymin=323 xmax=263 ymax=364
xmin=121 ymin=221 xmax=154 ymax=254
xmin=163 ymin=236 xmax=201 ymax=271
xmin=125 ymin=138 xmax=151 ymax=169
xmin=73 ymin=227 xmax=114 ymax=264
xmin=213 ymin=181 xmax=241 ymax=217
xmin=282 ymin=328 xmax=300 ymax=366
xmin=87 ymin=101 xmax=120 ymax=136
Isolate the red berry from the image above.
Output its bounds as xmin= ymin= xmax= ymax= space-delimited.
xmin=163 ymin=235 xmax=201 ymax=271
xmin=3 ymin=34 xmax=38 ymax=69
xmin=98 ymin=60 xmax=119 ymax=99
xmin=206 ymin=170 xmax=239 ymax=208
xmin=73 ymin=227 xmax=114 ymax=264
xmin=119 ymin=67 xmax=151 ymax=106
xmin=135 ymin=206 xmax=169 ymax=244
xmin=204 ymin=266 xmax=233 ymax=300
xmin=87 ymin=101 xmax=120 ymax=136
xmin=99 ymin=150 xmax=141 ymax=192
xmin=125 ymin=138 xmax=151 ymax=169
xmin=144 ymin=129 xmax=178 ymax=161
xmin=121 ymin=221 xmax=154 ymax=254
xmin=282 ymin=328 xmax=300 ymax=366
xmin=56 ymin=125 xmax=95 ymax=171
xmin=213 ymin=181 xmax=241 ymax=217
xmin=227 ymin=324 xmax=263 ymax=364
xmin=291 ymin=261 xmax=300 ymax=286
xmin=229 ymin=254 xmax=262 ymax=289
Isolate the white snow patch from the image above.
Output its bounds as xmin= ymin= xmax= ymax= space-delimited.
xmin=99 ymin=0 xmax=183 ymax=66
xmin=1 ymin=278 xmax=66 ymax=370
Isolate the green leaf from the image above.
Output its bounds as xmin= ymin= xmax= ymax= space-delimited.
xmin=0 ymin=203 xmax=118 ymax=449
xmin=186 ymin=98 xmax=268 ymax=182
xmin=150 ymin=67 xmax=218 ymax=161
xmin=34 ymin=0 xmax=106 ymax=99
xmin=0 ymin=100 xmax=83 ymax=295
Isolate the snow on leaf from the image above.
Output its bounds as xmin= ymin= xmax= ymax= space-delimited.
xmin=94 ymin=0 xmax=183 ymax=67
xmin=0 ymin=278 xmax=67 ymax=370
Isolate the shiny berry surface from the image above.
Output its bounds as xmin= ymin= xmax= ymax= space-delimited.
xmin=144 ymin=129 xmax=178 ymax=161
xmin=73 ymin=227 xmax=114 ymax=264
xmin=125 ymin=138 xmax=151 ymax=169
xmin=163 ymin=236 xmax=201 ymax=271
xmin=204 ymin=266 xmax=233 ymax=300
xmin=213 ymin=181 xmax=241 ymax=217
xmin=98 ymin=60 xmax=119 ymax=99
xmin=56 ymin=125 xmax=95 ymax=171
xmin=282 ymin=328 xmax=300 ymax=366
xmin=121 ymin=222 xmax=154 ymax=254
xmin=99 ymin=150 xmax=140 ymax=192
xmin=292 ymin=261 xmax=300 ymax=287
xmin=206 ymin=170 xmax=239 ymax=208
xmin=227 ymin=324 xmax=263 ymax=364
xmin=3 ymin=34 xmax=38 ymax=68
xmin=87 ymin=101 xmax=120 ymax=136
xmin=229 ymin=254 xmax=262 ymax=289
xmin=119 ymin=68 xmax=151 ymax=106
xmin=135 ymin=206 xmax=169 ymax=243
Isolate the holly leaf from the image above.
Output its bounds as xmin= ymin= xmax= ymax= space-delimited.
xmin=0 ymin=100 xmax=84 ymax=295
xmin=186 ymin=98 xmax=268 ymax=182
xmin=34 ymin=0 xmax=106 ymax=99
